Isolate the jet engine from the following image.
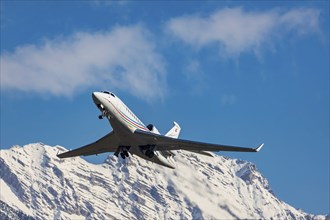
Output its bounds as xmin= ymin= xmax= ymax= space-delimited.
xmin=146 ymin=124 xmax=160 ymax=134
xmin=145 ymin=149 xmax=154 ymax=158
xmin=139 ymin=145 xmax=156 ymax=158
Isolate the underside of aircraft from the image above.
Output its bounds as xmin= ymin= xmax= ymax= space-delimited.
xmin=57 ymin=91 xmax=263 ymax=169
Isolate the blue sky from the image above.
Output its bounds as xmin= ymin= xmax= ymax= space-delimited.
xmin=1 ymin=1 xmax=329 ymax=215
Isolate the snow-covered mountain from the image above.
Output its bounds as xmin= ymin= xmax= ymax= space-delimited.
xmin=0 ymin=143 xmax=327 ymax=220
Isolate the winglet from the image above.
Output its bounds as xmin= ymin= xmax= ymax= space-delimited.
xmin=255 ymin=143 xmax=264 ymax=152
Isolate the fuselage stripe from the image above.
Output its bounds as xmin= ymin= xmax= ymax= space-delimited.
xmin=106 ymin=99 xmax=149 ymax=131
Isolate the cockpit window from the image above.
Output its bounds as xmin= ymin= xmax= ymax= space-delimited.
xmin=101 ymin=91 xmax=115 ymax=97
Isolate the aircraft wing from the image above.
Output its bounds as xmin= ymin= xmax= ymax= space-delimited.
xmin=134 ymin=130 xmax=264 ymax=153
xmin=57 ymin=131 xmax=119 ymax=158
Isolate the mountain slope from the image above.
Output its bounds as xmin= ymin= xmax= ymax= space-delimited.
xmin=0 ymin=143 xmax=327 ymax=219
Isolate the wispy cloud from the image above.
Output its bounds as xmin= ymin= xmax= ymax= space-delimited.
xmin=182 ymin=59 xmax=206 ymax=95
xmin=0 ymin=25 xmax=166 ymax=101
xmin=221 ymin=94 xmax=237 ymax=106
xmin=166 ymin=7 xmax=320 ymax=57
xmin=184 ymin=59 xmax=201 ymax=80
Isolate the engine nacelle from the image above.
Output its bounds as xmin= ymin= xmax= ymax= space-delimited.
xmin=146 ymin=124 xmax=160 ymax=134
xmin=145 ymin=149 xmax=154 ymax=158
xmin=139 ymin=145 xmax=156 ymax=158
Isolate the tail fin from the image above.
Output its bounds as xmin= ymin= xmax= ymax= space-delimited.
xmin=165 ymin=121 xmax=181 ymax=139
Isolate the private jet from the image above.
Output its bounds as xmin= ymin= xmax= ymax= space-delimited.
xmin=57 ymin=91 xmax=264 ymax=169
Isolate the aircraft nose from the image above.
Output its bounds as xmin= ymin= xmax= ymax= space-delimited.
xmin=92 ymin=92 xmax=102 ymax=104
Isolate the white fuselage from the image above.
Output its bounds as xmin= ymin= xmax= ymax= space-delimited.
xmin=92 ymin=91 xmax=176 ymax=168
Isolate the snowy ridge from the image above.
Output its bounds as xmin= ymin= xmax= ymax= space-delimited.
xmin=0 ymin=143 xmax=327 ymax=220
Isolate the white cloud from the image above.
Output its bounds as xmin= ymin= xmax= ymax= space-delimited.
xmin=166 ymin=7 xmax=320 ymax=57
xmin=0 ymin=25 xmax=166 ymax=101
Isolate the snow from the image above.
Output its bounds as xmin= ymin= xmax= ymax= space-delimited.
xmin=0 ymin=143 xmax=327 ymax=220
xmin=0 ymin=179 xmax=32 ymax=216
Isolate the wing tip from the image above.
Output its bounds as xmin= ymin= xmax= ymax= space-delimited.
xmin=255 ymin=143 xmax=264 ymax=152
xmin=56 ymin=153 xmax=64 ymax=158
xmin=57 ymin=150 xmax=69 ymax=158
